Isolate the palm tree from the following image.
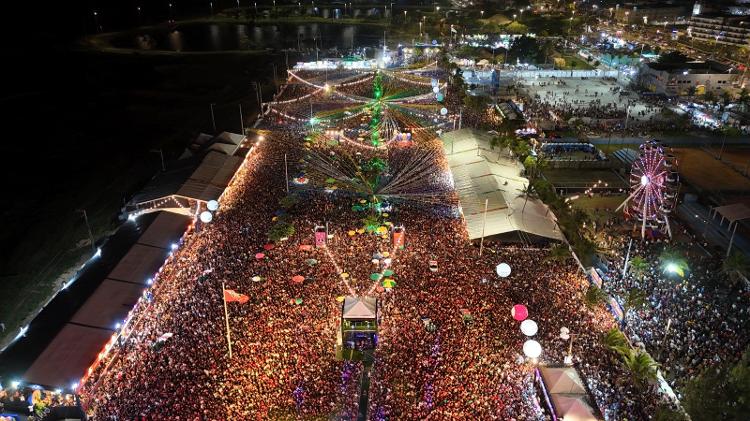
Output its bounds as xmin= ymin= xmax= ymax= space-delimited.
xmin=722 ymin=252 xmax=749 ymax=288
xmin=621 ymin=348 xmax=660 ymax=386
xmin=629 ymin=256 xmax=649 ymax=280
xmin=584 ymin=285 xmax=607 ymax=308
xmin=546 ymin=243 xmax=571 ymax=263
xmin=622 ymin=288 xmax=648 ymax=326
xmin=518 ymin=183 xmax=538 ymax=214
xmin=602 ymin=327 xmax=630 ymax=355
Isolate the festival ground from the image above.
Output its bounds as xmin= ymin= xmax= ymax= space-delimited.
xmin=78 ymin=64 xmax=663 ymax=420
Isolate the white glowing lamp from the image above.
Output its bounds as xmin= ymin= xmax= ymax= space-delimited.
xmin=523 ymin=339 xmax=542 ymax=358
xmin=199 ymin=211 xmax=213 ymax=223
xmin=520 ymin=319 xmax=538 ymax=336
xmin=496 ymin=263 xmax=511 ymax=277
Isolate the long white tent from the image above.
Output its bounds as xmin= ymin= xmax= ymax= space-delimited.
xmin=440 ymin=129 xmax=563 ymax=243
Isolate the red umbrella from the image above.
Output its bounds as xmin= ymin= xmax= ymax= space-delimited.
xmin=292 ymin=275 xmax=305 ymax=284
xmin=299 ymin=244 xmax=313 ymax=251
xmin=263 ymin=243 xmax=275 ymax=250
xmin=255 ymin=252 xmax=265 ymax=259
xmin=376 ymin=286 xmax=385 ymax=293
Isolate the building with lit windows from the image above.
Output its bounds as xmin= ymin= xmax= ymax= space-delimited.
xmin=688 ymin=14 xmax=750 ymax=47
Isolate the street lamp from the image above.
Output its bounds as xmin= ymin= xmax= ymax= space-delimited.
xmin=481 ymin=10 xmax=484 ymax=18
xmin=513 ymin=14 xmax=517 ymax=21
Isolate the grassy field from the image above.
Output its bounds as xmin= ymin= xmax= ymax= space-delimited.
xmin=572 ymin=195 xmax=629 ymax=210
xmin=543 ymin=169 xmax=628 ymax=189
xmin=558 ymin=55 xmax=595 ymax=70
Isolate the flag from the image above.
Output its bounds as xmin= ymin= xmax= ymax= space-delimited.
xmin=224 ymin=289 xmax=249 ymax=304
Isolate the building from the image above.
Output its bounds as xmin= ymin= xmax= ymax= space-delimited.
xmin=688 ymin=14 xmax=750 ymax=47
xmin=615 ymin=4 xmax=689 ymax=25
xmin=638 ymin=60 xmax=737 ymax=96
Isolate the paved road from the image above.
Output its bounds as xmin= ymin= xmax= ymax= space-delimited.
xmin=554 ymin=133 xmax=749 ymax=147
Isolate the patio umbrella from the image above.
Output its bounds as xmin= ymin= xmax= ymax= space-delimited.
xmin=370 ymin=273 xmax=383 ymax=281
xmin=292 ymin=275 xmax=305 ymax=284
xmin=383 ymin=269 xmax=394 ymax=277
xmin=263 ymin=243 xmax=275 ymax=250
xmin=382 ymin=279 xmax=396 ymax=288
xmin=255 ymin=252 xmax=265 ymax=259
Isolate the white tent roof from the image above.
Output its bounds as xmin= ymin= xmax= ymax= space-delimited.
xmin=343 ymin=296 xmax=377 ymax=320
xmin=441 ymin=129 xmax=563 ymax=242
xmin=539 ymin=366 xmax=588 ymax=395
xmin=714 ymin=203 xmax=750 ymax=224
xmin=550 ymin=395 xmax=598 ymax=421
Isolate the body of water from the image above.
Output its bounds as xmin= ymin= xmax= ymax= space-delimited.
xmin=110 ymin=22 xmax=386 ymax=52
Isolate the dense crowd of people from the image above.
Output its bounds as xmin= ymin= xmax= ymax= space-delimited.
xmin=602 ymin=236 xmax=750 ymax=393
xmin=77 ymin=67 xmax=675 ymax=420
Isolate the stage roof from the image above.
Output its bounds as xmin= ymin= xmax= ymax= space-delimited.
xmin=539 ymin=366 xmax=588 ymax=395
xmin=107 ymin=244 xmax=170 ymax=285
xmin=550 ymin=395 xmax=598 ymax=421
xmin=129 ymin=136 xmax=245 ymax=207
xmin=440 ymin=129 xmax=563 ymax=242
xmin=70 ymin=279 xmax=143 ymax=330
xmin=343 ymin=296 xmax=377 ymax=320
xmin=137 ymin=212 xmax=192 ymax=249
xmin=24 ymin=324 xmax=113 ymax=388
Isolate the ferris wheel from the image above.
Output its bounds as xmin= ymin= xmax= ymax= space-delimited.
xmin=616 ymin=140 xmax=679 ymax=239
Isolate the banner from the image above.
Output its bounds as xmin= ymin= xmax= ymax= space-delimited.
xmin=393 ymin=226 xmax=405 ymax=249
xmin=315 ymin=226 xmax=327 ymax=248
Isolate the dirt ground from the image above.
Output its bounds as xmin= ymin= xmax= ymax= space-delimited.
xmin=672 ymin=148 xmax=750 ymax=192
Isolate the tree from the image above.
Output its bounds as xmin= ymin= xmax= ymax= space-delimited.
xmin=622 ymin=288 xmax=648 ymax=318
xmin=739 ymin=88 xmax=750 ymax=105
xmin=512 ymin=139 xmax=531 ymax=160
xmin=279 ymin=194 xmax=299 ymax=210
xmin=584 ymin=284 xmax=607 ymax=308
xmin=518 ymin=183 xmax=538 ymax=213
xmin=683 ymin=347 xmax=750 ymax=420
xmin=658 ymin=51 xmax=690 ymax=64
xmin=463 ymin=94 xmax=490 ymax=112
xmin=721 ymin=90 xmax=734 ymax=104
xmin=628 ymin=255 xmax=649 ymax=280
xmin=722 ymin=252 xmax=749 ymax=288
xmin=621 ymin=348 xmax=660 ymax=387
xmin=654 ymin=404 xmax=688 ymax=421
xmin=546 ymin=243 xmax=571 ymax=263
xmin=268 ymin=221 xmax=295 ymax=242
xmin=602 ymin=327 xmax=630 ymax=355
xmin=508 ymin=36 xmax=541 ymax=64
xmin=703 ymin=89 xmax=717 ymax=103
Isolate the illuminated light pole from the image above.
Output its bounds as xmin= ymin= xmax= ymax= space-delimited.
xmin=480 ymin=10 xmax=484 ymax=18
xmin=93 ymin=11 xmax=101 ymax=33
xmin=77 ymin=209 xmax=96 ymax=253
